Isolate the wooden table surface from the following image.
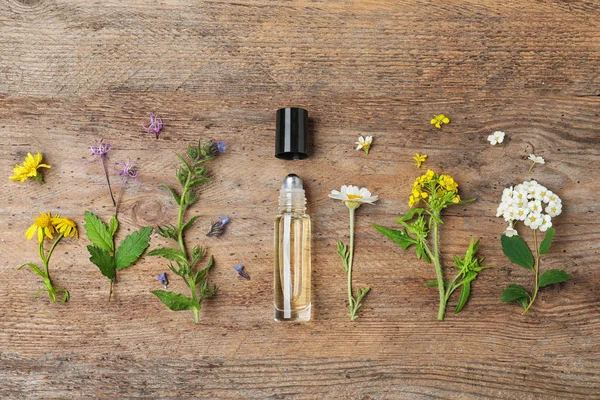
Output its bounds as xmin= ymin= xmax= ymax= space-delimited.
xmin=1 ymin=0 xmax=599 ymax=398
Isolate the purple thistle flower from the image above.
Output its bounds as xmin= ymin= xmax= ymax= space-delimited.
xmin=90 ymin=139 xmax=113 ymax=159
xmin=217 ymin=141 xmax=226 ymax=153
xmin=233 ymin=264 xmax=250 ymax=280
xmin=207 ymin=216 xmax=230 ymax=237
xmin=143 ymin=112 xmax=163 ymax=139
xmin=158 ymin=272 xmax=168 ymax=287
xmin=114 ymin=158 xmax=139 ymax=179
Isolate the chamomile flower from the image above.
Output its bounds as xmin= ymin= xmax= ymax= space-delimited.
xmin=487 ymin=131 xmax=505 ymax=145
xmin=528 ymin=154 xmax=545 ymax=172
xmin=355 ymin=136 xmax=373 ymax=155
xmin=430 ymin=114 xmax=450 ymax=129
xmin=329 ymin=185 xmax=378 ymax=211
xmin=9 ymin=152 xmax=51 ymax=184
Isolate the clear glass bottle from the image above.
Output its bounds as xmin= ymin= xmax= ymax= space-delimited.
xmin=274 ymin=174 xmax=311 ymax=321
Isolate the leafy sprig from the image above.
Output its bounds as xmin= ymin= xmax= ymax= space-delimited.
xmin=500 ymin=228 xmax=570 ymax=313
xmin=148 ymin=139 xmax=223 ymax=323
xmin=84 ymin=211 xmax=152 ymax=301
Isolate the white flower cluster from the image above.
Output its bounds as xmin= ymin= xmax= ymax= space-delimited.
xmin=496 ymin=180 xmax=562 ymax=236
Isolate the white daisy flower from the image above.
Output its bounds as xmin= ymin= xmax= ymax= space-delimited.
xmin=355 ymin=136 xmax=373 ymax=155
xmin=329 ymin=185 xmax=378 ymax=209
xmin=487 ymin=131 xmax=505 ymax=145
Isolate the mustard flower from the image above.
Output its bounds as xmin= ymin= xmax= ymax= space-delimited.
xmin=430 ymin=114 xmax=450 ymax=129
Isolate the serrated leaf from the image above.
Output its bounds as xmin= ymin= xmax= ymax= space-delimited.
xmin=454 ymin=281 xmax=471 ymax=313
xmin=539 ymin=269 xmax=570 ymax=288
xmin=147 ymin=247 xmax=187 ymax=262
xmin=501 ymin=234 xmax=534 ymax=270
xmin=181 ymin=215 xmax=201 ymax=232
xmin=109 ymin=215 xmax=119 ymax=236
xmin=373 ymin=224 xmax=417 ymax=250
xmin=160 ymin=185 xmax=181 ymax=205
xmin=539 ymin=228 xmax=555 ymax=255
xmin=115 ymin=226 xmax=153 ymax=270
xmin=152 ymin=290 xmax=195 ymax=311
xmin=84 ymin=211 xmax=114 ymax=253
xmin=87 ymin=245 xmax=115 ymax=280
xmin=501 ymin=284 xmax=530 ymax=303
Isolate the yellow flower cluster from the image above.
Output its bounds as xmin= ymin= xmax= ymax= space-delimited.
xmin=9 ymin=152 xmax=51 ymax=183
xmin=25 ymin=211 xmax=78 ymax=243
xmin=409 ymin=169 xmax=461 ymax=208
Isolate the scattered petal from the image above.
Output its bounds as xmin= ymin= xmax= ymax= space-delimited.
xmin=143 ymin=112 xmax=163 ymax=139
xmin=487 ymin=131 xmax=505 ymax=145
xmin=430 ymin=114 xmax=450 ymax=129
xmin=413 ymin=153 xmax=427 ymax=168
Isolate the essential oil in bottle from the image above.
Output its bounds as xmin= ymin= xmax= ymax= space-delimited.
xmin=274 ymin=174 xmax=311 ymax=322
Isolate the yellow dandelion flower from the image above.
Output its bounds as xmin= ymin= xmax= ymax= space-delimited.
xmin=430 ymin=114 xmax=450 ymax=129
xmin=413 ymin=153 xmax=427 ymax=168
xmin=25 ymin=211 xmax=56 ymax=243
xmin=52 ymin=217 xmax=78 ymax=239
xmin=9 ymin=152 xmax=51 ymax=184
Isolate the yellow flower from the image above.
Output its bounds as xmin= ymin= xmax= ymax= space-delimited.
xmin=452 ymin=195 xmax=461 ymax=203
xmin=9 ymin=152 xmax=51 ymax=184
xmin=25 ymin=212 xmax=56 ymax=243
xmin=439 ymin=175 xmax=458 ymax=192
xmin=413 ymin=153 xmax=427 ymax=168
xmin=430 ymin=114 xmax=450 ymax=129
xmin=408 ymin=195 xmax=416 ymax=207
xmin=52 ymin=217 xmax=78 ymax=238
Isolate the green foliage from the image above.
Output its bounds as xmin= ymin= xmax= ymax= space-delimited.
xmin=501 ymin=284 xmax=530 ymax=304
xmin=539 ymin=269 xmax=570 ymax=288
xmin=337 ymin=241 xmax=350 ymax=272
xmin=373 ymin=225 xmax=417 ymax=250
xmin=84 ymin=211 xmax=152 ymax=300
xmin=539 ymin=228 xmax=555 ymax=255
xmin=501 ymin=234 xmax=534 ymax=270
xmin=148 ymin=138 xmax=222 ymax=323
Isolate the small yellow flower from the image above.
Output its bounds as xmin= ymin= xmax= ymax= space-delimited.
xmin=9 ymin=152 xmax=51 ymax=184
xmin=430 ymin=114 xmax=450 ymax=129
xmin=452 ymin=195 xmax=461 ymax=203
xmin=25 ymin=212 xmax=56 ymax=243
xmin=439 ymin=174 xmax=458 ymax=192
xmin=52 ymin=217 xmax=78 ymax=238
xmin=413 ymin=153 xmax=427 ymax=168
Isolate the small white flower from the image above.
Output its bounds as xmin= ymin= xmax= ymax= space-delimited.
xmin=504 ymin=225 xmax=519 ymax=237
xmin=528 ymin=200 xmax=543 ymax=214
xmin=355 ymin=136 xmax=373 ymax=155
xmin=487 ymin=131 xmax=505 ymax=145
xmin=547 ymin=192 xmax=560 ymax=204
xmin=503 ymin=206 xmax=518 ymax=222
xmin=545 ymin=201 xmax=562 ymax=217
xmin=539 ymin=214 xmax=553 ymax=232
xmin=329 ymin=185 xmax=378 ymax=208
xmin=528 ymin=154 xmax=545 ymax=172
xmin=515 ymin=207 xmax=528 ymax=221
xmin=524 ymin=212 xmax=543 ymax=230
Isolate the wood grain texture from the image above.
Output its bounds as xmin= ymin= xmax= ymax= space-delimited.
xmin=1 ymin=0 xmax=599 ymax=398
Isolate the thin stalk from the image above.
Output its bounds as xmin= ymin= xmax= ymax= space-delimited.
xmin=347 ymin=207 xmax=356 ymax=320
xmin=523 ymin=230 xmax=541 ymax=314
xmin=114 ymin=177 xmax=127 ymax=217
xmin=432 ymin=218 xmax=446 ymax=321
xmin=102 ymin=156 xmax=116 ymax=206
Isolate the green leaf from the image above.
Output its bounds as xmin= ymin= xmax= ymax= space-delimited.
xmin=539 ymin=269 xmax=570 ymax=288
xmin=539 ymin=228 xmax=555 ymax=255
xmin=115 ymin=226 xmax=153 ymax=270
xmin=424 ymin=280 xmax=439 ymax=287
xmin=337 ymin=241 xmax=350 ymax=272
xmin=501 ymin=284 xmax=530 ymax=303
xmin=160 ymin=185 xmax=181 ymax=205
xmin=181 ymin=215 xmax=201 ymax=232
xmin=415 ymin=242 xmax=431 ymax=263
xmin=84 ymin=211 xmax=114 ymax=253
xmin=174 ymin=152 xmax=192 ymax=172
xmin=454 ymin=281 xmax=471 ymax=313
xmin=501 ymin=234 xmax=534 ymax=270
xmin=517 ymin=297 xmax=528 ymax=310
xmin=147 ymin=247 xmax=187 ymax=262
xmin=373 ymin=224 xmax=417 ymax=250
xmin=109 ymin=215 xmax=119 ymax=236
xmin=188 ymin=178 xmax=212 ymax=189
xmin=398 ymin=208 xmax=425 ymax=222
xmin=18 ymin=263 xmax=45 ymax=277
xmin=87 ymin=245 xmax=115 ymax=280
xmin=152 ymin=290 xmax=195 ymax=311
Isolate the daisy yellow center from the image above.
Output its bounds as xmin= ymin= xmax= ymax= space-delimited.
xmin=346 ymin=194 xmax=363 ymax=200
xmin=35 ymin=213 xmax=52 ymax=228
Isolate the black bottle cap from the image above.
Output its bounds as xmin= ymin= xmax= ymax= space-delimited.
xmin=275 ymin=107 xmax=309 ymax=160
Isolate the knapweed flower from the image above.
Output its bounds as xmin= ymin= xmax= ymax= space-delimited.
xmin=25 ymin=212 xmax=56 ymax=243
xmin=143 ymin=112 xmax=163 ymax=139
xmin=329 ymin=185 xmax=378 ymax=210
xmin=410 ymin=169 xmax=461 ymax=208
xmin=158 ymin=272 xmax=169 ymax=287
xmin=207 ymin=217 xmax=230 ymax=237
xmin=53 ymin=217 xmax=78 ymax=238
xmin=528 ymin=154 xmax=545 ymax=172
xmin=90 ymin=139 xmax=112 ymax=159
xmin=496 ymin=180 xmax=561 ymax=235
xmin=9 ymin=152 xmax=51 ymax=184
xmin=430 ymin=114 xmax=450 ymax=129
xmin=355 ymin=136 xmax=373 ymax=155
xmin=413 ymin=153 xmax=427 ymax=168
xmin=233 ymin=264 xmax=250 ymax=280
xmin=487 ymin=131 xmax=505 ymax=145
xmin=115 ymin=159 xmax=139 ymax=179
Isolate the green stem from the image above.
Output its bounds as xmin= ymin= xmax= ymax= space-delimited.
xmin=432 ymin=218 xmax=446 ymax=321
xmin=523 ymin=230 xmax=541 ymax=314
xmin=348 ymin=207 xmax=356 ymax=320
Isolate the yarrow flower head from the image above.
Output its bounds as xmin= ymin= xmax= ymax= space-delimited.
xmin=528 ymin=154 xmax=545 ymax=172
xmin=496 ymin=180 xmax=561 ymax=236
xmin=9 ymin=151 xmax=51 ymax=184
xmin=355 ymin=136 xmax=373 ymax=155
xmin=329 ymin=185 xmax=378 ymax=210
xmin=143 ymin=112 xmax=163 ymax=139
xmin=207 ymin=216 xmax=230 ymax=237
xmin=487 ymin=131 xmax=505 ymax=145
xmin=90 ymin=139 xmax=112 ymax=159
xmin=409 ymin=169 xmax=461 ymax=208
xmin=430 ymin=114 xmax=450 ymax=129
xmin=413 ymin=153 xmax=427 ymax=168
